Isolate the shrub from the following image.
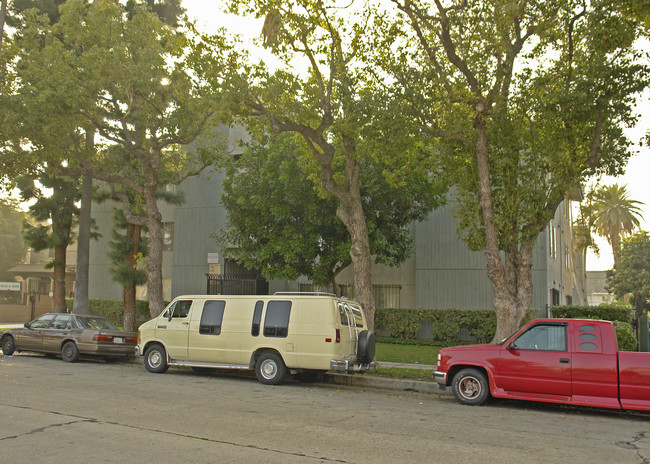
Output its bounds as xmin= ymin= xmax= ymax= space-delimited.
xmin=375 ymin=308 xmax=537 ymax=344
xmin=550 ymin=305 xmax=634 ymax=323
xmin=614 ymin=321 xmax=638 ymax=351
xmin=65 ymin=299 xmax=152 ymax=323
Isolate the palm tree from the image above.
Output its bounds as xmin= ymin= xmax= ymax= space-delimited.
xmin=591 ymin=184 xmax=644 ymax=266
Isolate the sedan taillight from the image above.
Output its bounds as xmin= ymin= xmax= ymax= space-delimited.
xmin=93 ymin=334 xmax=113 ymax=342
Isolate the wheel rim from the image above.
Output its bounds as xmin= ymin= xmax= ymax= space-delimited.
xmin=148 ymin=350 xmax=162 ymax=369
xmin=458 ymin=376 xmax=481 ymax=400
xmin=260 ymin=359 xmax=277 ymax=380
xmin=63 ymin=344 xmax=74 ymax=358
xmin=3 ymin=338 xmax=12 ymax=352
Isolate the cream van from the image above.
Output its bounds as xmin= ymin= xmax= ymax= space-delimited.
xmin=136 ymin=293 xmax=376 ymax=385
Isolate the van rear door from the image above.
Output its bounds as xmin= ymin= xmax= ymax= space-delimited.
xmin=337 ymin=302 xmax=358 ymax=359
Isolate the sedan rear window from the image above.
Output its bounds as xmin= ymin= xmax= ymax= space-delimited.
xmin=75 ymin=317 xmax=118 ymax=330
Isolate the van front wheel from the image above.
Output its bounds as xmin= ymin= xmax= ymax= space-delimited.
xmin=144 ymin=344 xmax=169 ymax=373
xmin=255 ymin=352 xmax=287 ymax=385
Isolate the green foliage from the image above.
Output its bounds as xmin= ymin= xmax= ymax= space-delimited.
xmin=551 ymin=304 xmax=634 ymax=323
xmin=107 ymin=209 xmax=148 ymax=288
xmin=613 ymin=320 xmax=638 ymax=351
xmin=0 ymin=198 xmax=27 ymax=281
xmin=65 ymin=298 xmax=152 ymax=324
xmin=607 ymin=232 xmax=650 ymax=306
xmin=17 ymin=170 xmax=80 ymax=263
xmin=219 ymin=132 xmax=444 ymax=287
xmin=375 ymin=308 xmax=537 ymax=344
xmin=552 ymin=304 xmax=638 ymax=351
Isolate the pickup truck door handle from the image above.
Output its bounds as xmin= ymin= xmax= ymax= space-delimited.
xmin=560 ymin=358 xmax=570 ymax=364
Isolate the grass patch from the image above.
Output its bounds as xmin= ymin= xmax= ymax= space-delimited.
xmin=371 ymin=367 xmax=434 ymax=381
xmin=375 ymin=342 xmax=440 ymax=365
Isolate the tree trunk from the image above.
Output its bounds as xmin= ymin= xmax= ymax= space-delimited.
xmin=144 ymin=190 xmax=165 ymax=319
xmin=52 ymin=245 xmax=67 ymax=313
xmin=336 ymin=189 xmax=376 ymax=330
xmin=72 ymin=173 xmax=92 ymax=315
xmin=123 ymin=223 xmax=142 ymax=332
xmin=473 ymin=116 xmax=532 ymax=342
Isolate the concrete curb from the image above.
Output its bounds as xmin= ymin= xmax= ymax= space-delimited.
xmin=323 ymin=372 xmax=448 ymax=394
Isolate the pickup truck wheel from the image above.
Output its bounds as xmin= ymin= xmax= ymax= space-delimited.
xmin=144 ymin=344 xmax=169 ymax=373
xmin=1 ymin=335 xmax=16 ymax=356
xmin=255 ymin=352 xmax=287 ymax=385
xmin=452 ymin=368 xmax=489 ymax=406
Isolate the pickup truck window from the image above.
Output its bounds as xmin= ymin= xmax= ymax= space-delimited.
xmin=512 ymin=324 xmax=567 ymax=351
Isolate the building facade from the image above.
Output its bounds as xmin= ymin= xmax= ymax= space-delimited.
xmin=87 ymin=127 xmax=587 ymax=315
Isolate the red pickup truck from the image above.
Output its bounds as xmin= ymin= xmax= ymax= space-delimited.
xmin=434 ymin=318 xmax=650 ymax=411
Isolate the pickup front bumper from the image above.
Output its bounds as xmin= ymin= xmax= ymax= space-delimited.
xmin=434 ymin=370 xmax=448 ymax=389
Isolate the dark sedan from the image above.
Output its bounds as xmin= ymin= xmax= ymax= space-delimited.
xmin=0 ymin=313 xmax=137 ymax=362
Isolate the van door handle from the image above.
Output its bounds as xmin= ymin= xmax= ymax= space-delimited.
xmin=157 ymin=325 xmax=167 ymax=329
xmin=182 ymin=322 xmax=189 ymax=325
xmin=560 ymin=358 xmax=570 ymax=364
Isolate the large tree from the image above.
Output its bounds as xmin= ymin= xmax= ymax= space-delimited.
xmin=14 ymin=0 xmax=238 ymax=318
xmin=219 ymin=132 xmax=444 ymax=293
xmin=0 ymin=198 xmax=27 ymax=282
xmin=228 ymin=0 xmax=441 ymax=329
xmin=591 ymin=184 xmax=644 ymax=266
xmin=384 ymin=0 xmax=648 ymax=340
xmin=608 ymin=232 xmax=650 ymax=327
xmin=17 ymin=170 xmax=80 ymax=312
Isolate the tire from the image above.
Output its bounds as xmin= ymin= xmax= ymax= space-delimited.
xmin=1 ymin=335 xmax=16 ymax=356
xmin=451 ymin=368 xmax=490 ymax=406
xmin=144 ymin=344 xmax=169 ymax=373
xmin=61 ymin=341 xmax=80 ymax=363
xmin=357 ymin=330 xmax=375 ymax=364
xmin=255 ymin=352 xmax=287 ymax=385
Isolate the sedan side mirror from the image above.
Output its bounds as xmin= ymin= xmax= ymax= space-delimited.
xmin=24 ymin=322 xmax=30 ymax=328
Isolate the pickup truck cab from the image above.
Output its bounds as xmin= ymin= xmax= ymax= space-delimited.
xmin=435 ymin=318 xmax=650 ymax=411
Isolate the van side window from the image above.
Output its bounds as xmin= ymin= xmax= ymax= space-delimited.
xmin=251 ymin=300 xmax=264 ymax=336
xmin=264 ymin=301 xmax=291 ymax=338
xmin=199 ymin=300 xmax=226 ymax=335
xmin=168 ymin=300 xmax=192 ymax=318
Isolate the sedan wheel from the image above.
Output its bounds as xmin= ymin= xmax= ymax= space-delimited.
xmin=1 ymin=335 xmax=16 ymax=356
xmin=61 ymin=341 xmax=80 ymax=363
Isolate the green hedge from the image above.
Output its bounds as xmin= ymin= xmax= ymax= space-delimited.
xmin=550 ymin=305 xmax=634 ymax=323
xmin=375 ymin=308 xmax=538 ymax=344
xmin=65 ymin=299 xmax=152 ymax=324
xmin=551 ymin=304 xmax=637 ymax=351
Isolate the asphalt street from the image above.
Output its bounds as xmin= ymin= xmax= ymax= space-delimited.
xmin=2 ymin=353 xmax=650 ymax=464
